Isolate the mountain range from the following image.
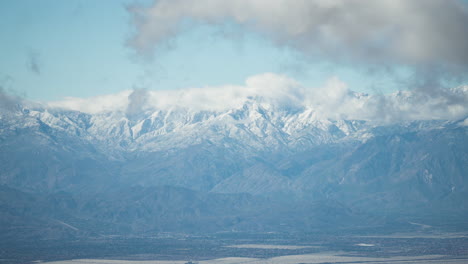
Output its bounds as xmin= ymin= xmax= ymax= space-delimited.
xmin=1 ymin=81 xmax=468 ymax=240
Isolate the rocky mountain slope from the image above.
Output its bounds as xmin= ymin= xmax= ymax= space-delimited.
xmin=1 ymin=85 xmax=468 ymax=239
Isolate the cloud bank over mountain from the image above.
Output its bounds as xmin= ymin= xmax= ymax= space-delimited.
xmin=123 ymin=0 xmax=468 ymax=123
xmin=46 ymin=73 xmax=468 ymax=123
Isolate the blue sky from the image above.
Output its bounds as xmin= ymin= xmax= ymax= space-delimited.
xmin=1 ymin=0 xmax=467 ymax=101
xmin=1 ymin=0 xmax=141 ymax=100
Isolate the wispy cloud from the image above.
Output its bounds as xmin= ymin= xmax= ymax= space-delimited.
xmin=126 ymin=88 xmax=150 ymax=118
xmin=0 ymin=87 xmax=22 ymax=113
xmin=26 ymin=50 xmax=42 ymax=75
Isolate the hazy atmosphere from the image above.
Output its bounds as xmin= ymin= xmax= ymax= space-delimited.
xmin=1 ymin=0 xmax=468 ymax=263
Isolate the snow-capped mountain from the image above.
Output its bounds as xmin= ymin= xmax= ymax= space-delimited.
xmin=7 ymin=82 xmax=468 ymax=155
xmin=2 ymin=95 xmax=369 ymax=155
xmin=1 ymin=78 xmax=468 ymax=239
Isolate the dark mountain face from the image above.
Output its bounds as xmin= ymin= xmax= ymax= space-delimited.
xmin=1 ymin=103 xmax=467 ymax=241
xmin=292 ymin=128 xmax=468 ymax=213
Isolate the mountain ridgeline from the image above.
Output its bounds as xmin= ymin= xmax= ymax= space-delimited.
xmin=1 ymin=94 xmax=468 ymax=240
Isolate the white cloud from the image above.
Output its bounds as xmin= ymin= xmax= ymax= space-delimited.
xmin=460 ymin=117 xmax=468 ymax=126
xmin=47 ymin=73 xmax=468 ymax=123
xmin=137 ymin=73 xmax=301 ymax=112
xmin=47 ymin=90 xmax=132 ymax=114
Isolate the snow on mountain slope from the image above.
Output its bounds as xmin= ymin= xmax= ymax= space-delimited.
xmin=3 ymin=100 xmax=368 ymax=155
xmin=2 ymin=74 xmax=468 ymax=155
xmin=1 ymin=76 xmax=468 ymax=238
